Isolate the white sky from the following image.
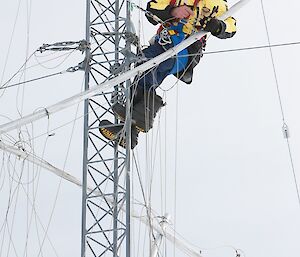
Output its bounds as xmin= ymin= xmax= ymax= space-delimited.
xmin=1 ymin=0 xmax=300 ymax=257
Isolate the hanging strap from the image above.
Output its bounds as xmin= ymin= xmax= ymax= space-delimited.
xmin=170 ymin=0 xmax=200 ymax=7
xmin=170 ymin=0 xmax=177 ymax=6
xmin=193 ymin=0 xmax=200 ymax=8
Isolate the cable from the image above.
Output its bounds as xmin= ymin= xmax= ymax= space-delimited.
xmin=36 ymin=73 xmax=85 ymax=257
xmin=17 ymin=0 xmax=34 ymax=121
xmin=0 ymin=71 xmax=68 ymax=90
xmin=34 ymin=50 xmax=75 ymax=70
xmin=203 ymin=41 xmax=300 ymax=55
xmin=260 ymin=0 xmax=300 ymax=209
xmin=1 ymin=44 xmax=84 ymax=91
xmin=22 ymin=121 xmax=52 ymax=257
xmin=4 ymin=151 xmax=59 ymax=257
xmin=172 ymin=76 xmax=180 ymax=257
xmin=0 ymin=0 xmax=23 ymax=99
xmin=0 ymin=51 xmax=36 ymax=90
xmin=3 ymin=154 xmax=25 ymax=257
xmin=0 ymin=65 xmax=85 ymax=257
xmin=0 ymin=50 xmax=79 ymax=92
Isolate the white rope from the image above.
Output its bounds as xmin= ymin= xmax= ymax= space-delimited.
xmin=0 ymin=0 xmax=252 ymax=135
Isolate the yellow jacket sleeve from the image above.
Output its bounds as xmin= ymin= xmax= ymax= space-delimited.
xmin=201 ymin=0 xmax=237 ymax=39
xmin=216 ymin=16 xmax=237 ymax=39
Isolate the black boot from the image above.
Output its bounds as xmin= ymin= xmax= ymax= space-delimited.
xmin=99 ymin=120 xmax=139 ymax=149
xmin=112 ymin=88 xmax=165 ymax=132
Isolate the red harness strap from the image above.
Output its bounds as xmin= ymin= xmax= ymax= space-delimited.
xmin=170 ymin=0 xmax=200 ymax=7
xmin=193 ymin=0 xmax=200 ymax=8
xmin=170 ymin=0 xmax=176 ymax=6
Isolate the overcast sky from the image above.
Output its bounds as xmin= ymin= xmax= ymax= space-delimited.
xmin=1 ymin=0 xmax=300 ymax=257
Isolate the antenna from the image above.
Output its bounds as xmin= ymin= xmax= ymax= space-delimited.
xmin=81 ymin=0 xmax=134 ymax=256
xmin=77 ymin=0 xmax=252 ymax=256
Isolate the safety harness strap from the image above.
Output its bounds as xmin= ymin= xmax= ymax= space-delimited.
xmin=170 ymin=0 xmax=200 ymax=7
xmin=159 ymin=0 xmax=201 ymax=74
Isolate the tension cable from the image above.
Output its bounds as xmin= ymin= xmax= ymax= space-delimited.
xmin=260 ymin=0 xmax=300 ymax=210
xmin=0 ymin=40 xmax=89 ymax=90
xmin=0 ymin=64 xmax=81 ymax=90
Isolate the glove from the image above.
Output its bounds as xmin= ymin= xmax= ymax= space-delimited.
xmin=203 ymin=18 xmax=225 ymax=36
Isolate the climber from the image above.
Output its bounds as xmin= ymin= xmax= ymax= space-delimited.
xmin=100 ymin=0 xmax=237 ymax=148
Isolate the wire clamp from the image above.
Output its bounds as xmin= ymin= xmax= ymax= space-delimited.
xmin=38 ymin=40 xmax=89 ymax=53
xmin=44 ymin=108 xmax=50 ymax=119
xmin=78 ymin=40 xmax=90 ymax=52
xmin=66 ymin=66 xmax=81 ymax=73
xmin=124 ymin=32 xmax=139 ymax=47
xmin=282 ymin=123 xmax=290 ymax=139
xmin=235 ymin=249 xmax=241 ymax=257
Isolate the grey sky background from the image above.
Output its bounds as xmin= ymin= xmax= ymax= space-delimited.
xmin=1 ymin=0 xmax=300 ymax=257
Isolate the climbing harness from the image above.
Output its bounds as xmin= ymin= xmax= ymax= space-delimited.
xmin=158 ymin=29 xmax=173 ymax=46
xmin=165 ymin=22 xmax=189 ymax=74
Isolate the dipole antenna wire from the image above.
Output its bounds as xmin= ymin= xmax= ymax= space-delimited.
xmin=0 ymin=139 xmax=202 ymax=257
xmin=260 ymin=0 xmax=300 ymax=208
xmin=203 ymin=41 xmax=300 ymax=55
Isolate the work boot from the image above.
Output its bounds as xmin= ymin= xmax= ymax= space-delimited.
xmin=99 ymin=119 xmax=139 ymax=149
xmin=112 ymin=88 xmax=165 ymax=132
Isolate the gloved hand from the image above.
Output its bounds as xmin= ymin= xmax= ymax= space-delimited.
xmin=203 ymin=18 xmax=225 ymax=36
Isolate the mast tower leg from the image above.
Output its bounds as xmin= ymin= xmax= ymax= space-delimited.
xmin=81 ymin=0 xmax=134 ymax=256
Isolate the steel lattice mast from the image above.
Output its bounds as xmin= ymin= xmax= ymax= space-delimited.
xmin=74 ymin=0 xmax=250 ymax=256
xmin=81 ymin=0 xmax=134 ymax=256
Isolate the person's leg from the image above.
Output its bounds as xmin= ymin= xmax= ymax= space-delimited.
xmin=137 ymin=41 xmax=175 ymax=91
xmin=112 ymin=41 xmax=172 ymax=133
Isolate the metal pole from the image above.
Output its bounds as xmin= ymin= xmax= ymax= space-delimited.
xmin=113 ymin=0 xmax=120 ymax=256
xmin=81 ymin=0 xmax=91 ymax=256
xmin=125 ymin=86 xmax=131 ymax=257
xmin=125 ymin=3 xmax=132 ymax=257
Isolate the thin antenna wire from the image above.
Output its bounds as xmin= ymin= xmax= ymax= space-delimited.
xmin=203 ymin=41 xmax=300 ymax=55
xmin=0 ymin=0 xmax=22 ymax=99
xmin=260 ymin=0 xmax=300 ymax=208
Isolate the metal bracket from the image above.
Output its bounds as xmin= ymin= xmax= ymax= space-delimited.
xmin=124 ymin=32 xmax=139 ymax=47
xmin=66 ymin=56 xmax=90 ymax=73
xmin=38 ymin=40 xmax=90 ymax=53
xmin=110 ymin=63 xmax=122 ymax=75
xmin=282 ymin=123 xmax=290 ymax=139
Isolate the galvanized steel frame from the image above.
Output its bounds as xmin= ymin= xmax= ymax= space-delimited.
xmin=81 ymin=0 xmax=133 ymax=256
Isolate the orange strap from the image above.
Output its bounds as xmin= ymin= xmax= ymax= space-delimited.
xmin=193 ymin=0 xmax=200 ymax=8
xmin=170 ymin=0 xmax=200 ymax=7
xmin=170 ymin=0 xmax=177 ymax=6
